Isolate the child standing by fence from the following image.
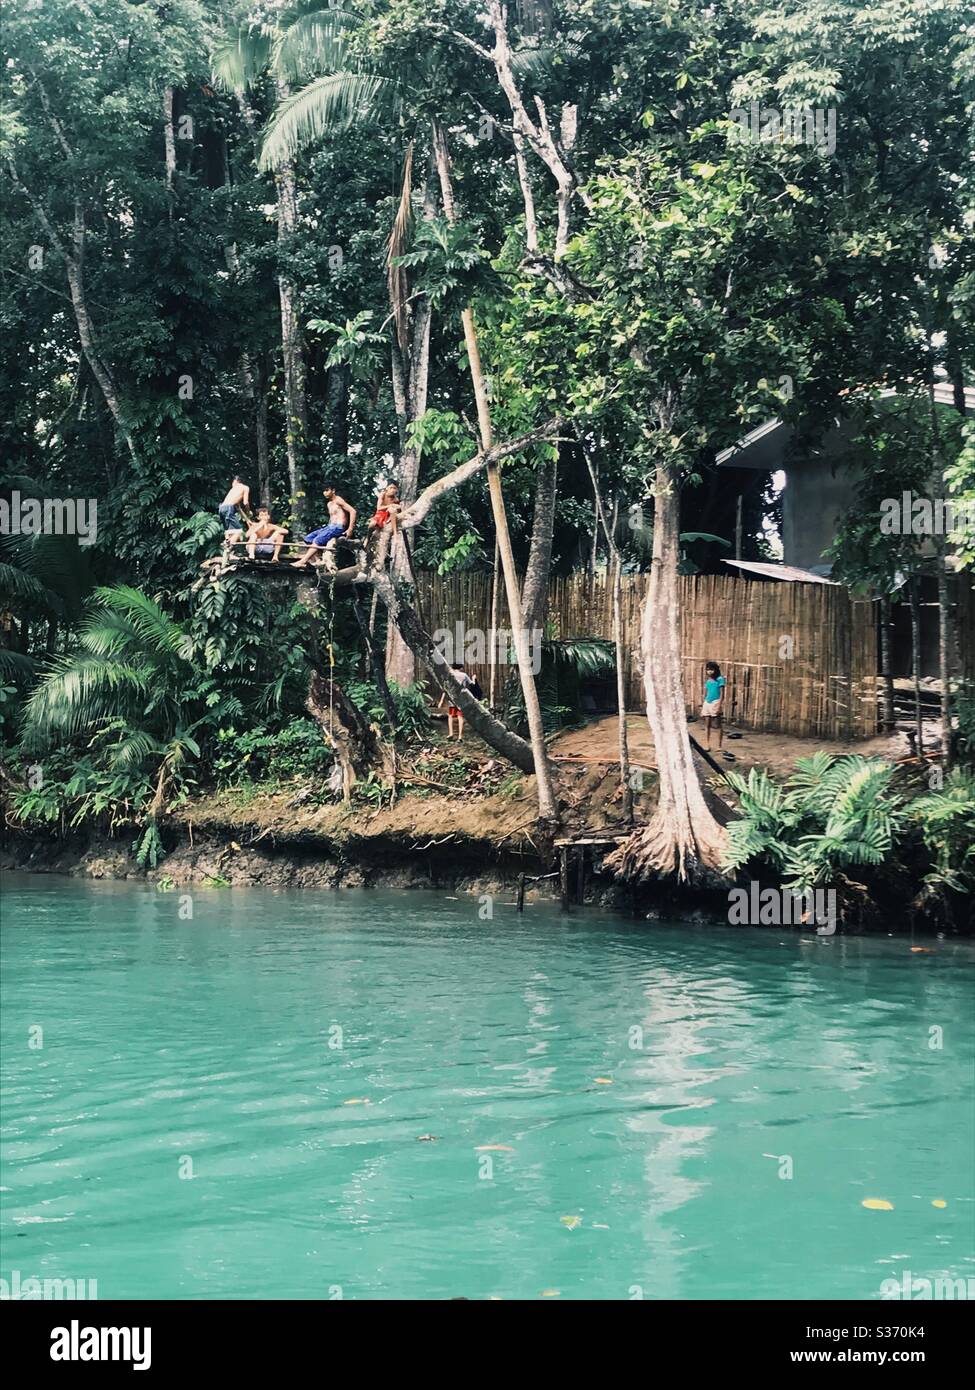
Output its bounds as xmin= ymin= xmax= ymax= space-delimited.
xmin=701 ymin=660 xmax=730 ymax=757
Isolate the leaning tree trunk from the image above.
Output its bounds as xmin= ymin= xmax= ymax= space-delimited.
xmin=368 ymin=571 xmax=536 ymax=774
xmin=432 ymin=120 xmax=558 ymax=825
xmin=384 ymin=144 xmax=435 ymax=690
xmin=607 ymin=459 xmax=726 ymax=883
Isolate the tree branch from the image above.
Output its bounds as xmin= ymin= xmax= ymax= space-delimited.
xmin=396 ymin=419 xmax=564 ymax=530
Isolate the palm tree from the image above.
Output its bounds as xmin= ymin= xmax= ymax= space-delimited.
xmin=215 ymin=6 xmax=560 ymax=822
xmin=211 ymin=8 xmax=367 ymax=531
xmin=23 ymin=585 xmax=241 ymax=817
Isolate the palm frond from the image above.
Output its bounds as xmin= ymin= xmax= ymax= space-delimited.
xmin=89 ymin=586 xmax=188 ymax=659
xmin=273 ymin=8 xmax=358 ymax=83
xmin=108 ymin=729 xmax=164 ymax=771
xmin=786 ymin=750 xmax=836 ymax=796
xmin=0 ymin=648 xmax=36 ymax=681
xmin=258 ymin=71 xmax=395 ymax=169
xmin=546 ymin=637 xmax=615 ymax=676
xmin=211 ymin=24 xmax=275 ymax=91
xmin=0 ymin=562 xmax=61 ymax=612
xmin=23 ymin=656 xmax=152 ymax=745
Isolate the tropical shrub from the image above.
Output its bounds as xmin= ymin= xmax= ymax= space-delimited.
xmin=910 ymin=769 xmax=975 ymax=908
xmin=213 ymin=720 xmax=334 ymax=786
xmin=20 ymin=585 xmax=241 ymax=817
xmin=724 ymin=753 xmax=907 ymax=892
xmin=503 ymin=638 xmax=616 ymax=732
xmin=346 ymin=679 xmax=431 ymax=742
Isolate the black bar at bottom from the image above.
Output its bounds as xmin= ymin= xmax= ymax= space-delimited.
xmin=2 ymin=1298 xmax=968 ymax=1374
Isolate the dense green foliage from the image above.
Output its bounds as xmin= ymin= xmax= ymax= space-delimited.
xmin=1 ymin=2 xmax=972 ymax=913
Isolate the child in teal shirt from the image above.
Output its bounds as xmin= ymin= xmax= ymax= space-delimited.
xmin=701 ymin=660 xmax=729 ymax=756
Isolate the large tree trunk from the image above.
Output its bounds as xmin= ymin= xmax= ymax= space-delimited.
xmin=305 ymin=669 xmax=379 ymax=800
xmin=325 ymin=361 xmax=351 ymax=461
xmin=384 ymin=148 xmax=435 ymax=690
xmin=253 ymin=356 xmax=271 ymax=506
xmin=61 ymin=204 xmax=137 ymax=463
xmin=928 ymin=379 xmax=957 ymax=768
xmin=432 ymin=121 xmax=558 ymax=825
xmin=223 ymin=234 xmax=270 ymax=505
xmin=611 ymin=550 xmax=633 ymax=823
xmin=608 ymin=457 xmax=727 ymax=883
xmin=274 ymin=88 xmax=308 ymax=532
xmin=162 ymin=86 xmax=177 ymax=199
xmin=521 ymin=447 xmax=558 ymax=634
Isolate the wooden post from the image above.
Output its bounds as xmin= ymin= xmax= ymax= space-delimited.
xmin=576 ymin=846 xmax=585 ymax=905
xmin=516 ymin=872 xmax=525 ymax=913
xmin=559 ymin=847 xmax=570 ymax=912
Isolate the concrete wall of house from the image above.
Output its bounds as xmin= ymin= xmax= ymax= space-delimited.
xmin=781 ymin=458 xmax=859 ymax=571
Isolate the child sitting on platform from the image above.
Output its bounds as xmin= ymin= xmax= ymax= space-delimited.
xmin=246 ymin=508 xmax=288 ymax=563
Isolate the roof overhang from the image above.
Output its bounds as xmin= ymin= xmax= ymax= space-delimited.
xmin=715 ymin=383 xmax=974 ymax=471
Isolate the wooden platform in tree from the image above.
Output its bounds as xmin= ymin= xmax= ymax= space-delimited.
xmin=198 ymin=538 xmax=366 ymax=588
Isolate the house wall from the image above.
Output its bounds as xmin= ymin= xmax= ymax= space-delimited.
xmin=781 ymin=457 xmax=859 ymax=571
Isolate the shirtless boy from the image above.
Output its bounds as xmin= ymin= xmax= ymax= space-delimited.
xmin=218 ymin=477 xmax=250 ymax=546
xmin=246 ymin=508 xmax=288 ymax=563
xmin=291 ymin=485 xmax=357 ymax=568
xmin=367 ymin=483 xmax=400 ymax=533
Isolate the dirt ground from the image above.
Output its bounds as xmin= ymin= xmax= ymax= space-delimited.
xmin=548 ymin=712 xmax=942 ymax=781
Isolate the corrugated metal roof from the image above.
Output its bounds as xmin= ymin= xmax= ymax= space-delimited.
xmin=722 ymin=559 xmax=838 ymax=584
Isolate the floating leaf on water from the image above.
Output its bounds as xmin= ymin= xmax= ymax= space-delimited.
xmin=560 ymin=1215 xmax=582 ymax=1230
xmin=540 ymin=1289 xmax=561 ymax=1297
xmin=910 ymin=947 xmax=933 ymax=954
xmin=862 ymin=1198 xmax=894 ymax=1211
xmin=343 ymin=1098 xmax=370 ymax=1106
xmin=594 ymin=1077 xmax=613 ymax=1085
xmin=931 ymin=1199 xmax=947 ymax=1209
xmin=475 ymin=1145 xmax=513 ymax=1152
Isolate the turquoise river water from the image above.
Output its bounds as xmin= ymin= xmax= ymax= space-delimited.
xmin=1 ymin=874 xmax=973 ymax=1300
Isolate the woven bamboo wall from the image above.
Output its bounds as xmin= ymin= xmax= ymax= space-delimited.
xmin=415 ymin=570 xmax=880 ymax=740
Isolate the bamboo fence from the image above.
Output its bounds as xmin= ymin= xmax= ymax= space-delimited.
xmin=415 ymin=570 xmax=881 ymax=740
